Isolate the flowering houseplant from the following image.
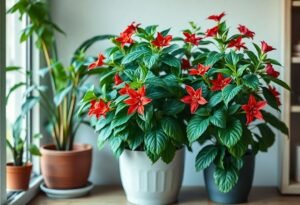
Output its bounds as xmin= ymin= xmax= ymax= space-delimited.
xmin=179 ymin=12 xmax=289 ymax=196
xmin=81 ymin=22 xmax=189 ymax=162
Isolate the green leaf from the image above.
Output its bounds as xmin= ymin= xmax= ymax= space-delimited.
xmin=6 ymin=82 xmax=26 ymax=104
xmin=195 ymin=145 xmax=218 ymax=171
xmin=163 ymin=99 xmax=185 ymax=115
xmin=257 ymin=123 xmax=276 ymax=151
xmin=111 ymin=112 xmax=132 ymax=128
xmin=237 ymin=64 xmax=249 ymax=77
xmin=218 ymin=118 xmax=242 ymax=148
xmin=121 ymin=47 xmax=151 ymax=64
xmin=225 ymin=51 xmax=240 ymax=66
xmin=195 ymin=107 xmax=211 ymax=117
xmin=264 ymin=75 xmax=290 ymax=91
xmin=5 ymin=66 xmax=22 ymax=72
xmin=161 ymin=143 xmax=176 ymax=164
xmin=245 ymin=50 xmax=259 ymax=66
xmin=208 ymin=92 xmax=223 ymax=107
xmin=143 ymin=53 xmax=159 ymax=68
xmin=109 ymin=137 xmax=123 ymax=157
xmin=205 ymin=52 xmax=223 ymax=66
xmin=161 ymin=117 xmax=184 ymax=142
xmin=261 ymin=111 xmax=289 ymax=135
xmin=162 ymin=54 xmax=181 ymax=68
xmin=98 ymin=125 xmax=113 ymax=142
xmin=82 ymin=88 xmax=97 ymax=102
xmin=262 ymin=87 xmax=280 ymax=111
xmin=243 ymin=74 xmax=260 ymax=90
xmin=54 ymin=85 xmax=73 ymax=106
xmin=222 ymin=85 xmax=242 ymax=106
xmin=144 ymin=129 xmax=167 ymax=155
xmin=229 ymin=138 xmax=248 ymax=158
xmin=187 ymin=116 xmax=210 ymax=143
xmin=128 ymin=135 xmax=143 ymax=150
xmin=21 ymin=96 xmax=39 ymax=115
xmin=97 ymin=136 xmax=106 ymax=150
xmin=228 ymin=104 xmax=241 ymax=115
xmin=265 ymin=58 xmax=282 ymax=66
xmin=29 ymin=144 xmax=41 ymax=156
xmin=214 ymin=166 xmax=238 ymax=193
xmin=210 ymin=109 xmax=226 ymax=128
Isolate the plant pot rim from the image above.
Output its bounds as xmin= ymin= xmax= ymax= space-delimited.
xmin=41 ymin=144 xmax=92 ymax=155
xmin=6 ymin=162 xmax=32 ymax=168
xmin=123 ymin=146 xmax=184 ymax=153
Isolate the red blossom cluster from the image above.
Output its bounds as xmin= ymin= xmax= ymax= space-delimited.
xmin=116 ymin=22 xmax=140 ymax=47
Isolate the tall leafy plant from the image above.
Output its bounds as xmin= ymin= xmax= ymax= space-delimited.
xmin=6 ymin=68 xmax=41 ymax=166
xmin=81 ymin=23 xmax=190 ymax=162
xmin=8 ymin=0 xmax=114 ymax=150
xmin=179 ymin=12 xmax=289 ymax=192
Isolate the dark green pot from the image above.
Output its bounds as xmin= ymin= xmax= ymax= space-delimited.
xmin=204 ymin=152 xmax=255 ymax=204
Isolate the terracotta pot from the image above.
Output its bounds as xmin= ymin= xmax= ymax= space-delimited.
xmin=6 ymin=162 xmax=32 ymax=191
xmin=40 ymin=144 xmax=92 ymax=189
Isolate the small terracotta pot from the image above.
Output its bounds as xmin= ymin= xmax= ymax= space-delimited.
xmin=40 ymin=144 xmax=92 ymax=189
xmin=6 ymin=162 xmax=32 ymax=191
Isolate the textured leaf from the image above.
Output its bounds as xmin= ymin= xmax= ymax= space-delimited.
xmin=262 ymin=87 xmax=280 ymax=111
xmin=161 ymin=143 xmax=176 ymax=164
xmin=98 ymin=125 xmax=113 ymax=142
xmin=222 ymin=85 xmax=242 ymax=106
xmin=218 ymin=118 xmax=242 ymax=148
xmin=243 ymin=74 xmax=260 ymax=90
xmin=145 ymin=129 xmax=167 ymax=155
xmin=163 ymin=99 xmax=185 ymax=115
xmin=261 ymin=111 xmax=289 ymax=135
xmin=213 ymin=166 xmax=238 ymax=193
xmin=205 ymin=52 xmax=223 ymax=66
xmin=257 ymin=123 xmax=275 ymax=151
xmin=111 ymin=112 xmax=132 ymax=128
xmin=195 ymin=145 xmax=218 ymax=171
xmin=187 ymin=116 xmax=210 ymax=143
xmin=210 ymin=109 xmax=226 ymax=128
xmin=121 ymin=47 xmax=151 ymax=64
xmin=161 ymin=117 xmax=184 ymax=142
xmin=208 ymin=92 xmax=223 ymax=107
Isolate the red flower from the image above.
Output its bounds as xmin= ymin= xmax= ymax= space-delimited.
xmin=116 ymin=32 xmax=135 ymax=47
xmin=261 ymin=41 xmax=275 ymax=53
xmin=88 ymin=54 xmax=105 ymax=70
xmin=181 ymin=85 xmax=207 ymax=113
xmin=152 ymin=32 xmax=173 ymax=48
xmin=207 ymin=12 xmax=225 ymax=22
xmin=189 ymin=64 xmax=210 ymax=76
xmin=116 ymin=22 xmax=140 ymax=47
xmin=88 ymin=99 xmax=111 ymax=119
xmin=123 ymin=22 xmax=140 ymax=36
xmin=238 ymin=25 xmax=255 ymax=39
xmin=266 ymin=64 xmax=280 ymax=78
xmin=183 ymin=32 xmax=202 ymax=46
xmin=227 ymin=36 xmax=247 ymax=50
xmin=114 ymin=74 xmax=123 ymax=86
xmin=211 ymin=74 xmax=232 ymax=91
xmin=124 ymin=86 xmax=152 ymax=115
xmin=206 ymin=26 xmax=219 ymax=37
xmin=268 ymin=86 xmax=281 ymax=106
xmin=242 ymin=95 xmax=267 ymax=125
xmin=181 ymin=58 xmax=191 ymax=70
xmin=119 ymin=83 xmax=130 ymax=95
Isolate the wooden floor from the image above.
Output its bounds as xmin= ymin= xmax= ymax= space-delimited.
xmin=29 ymin=186 xmax=300 ymax=205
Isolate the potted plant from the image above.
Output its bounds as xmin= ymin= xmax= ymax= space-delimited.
xmin=180 ymin=13 xmax=289 ymax=204
xmin=6 ymin=68 xmax=41 ymax=191
xmin=81 ymin=23 xmax=189 ymax=205
xmin=8 ymin=0 xmax=113 ymax=191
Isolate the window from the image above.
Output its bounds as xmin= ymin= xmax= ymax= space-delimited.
xmin=1 ymin=0 xmax=42 ymax=204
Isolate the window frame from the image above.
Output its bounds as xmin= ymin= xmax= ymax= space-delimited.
xmin=0 ymin=0 xmax=7 ymax=204
xmin=1 ymin=1 xmax=44 ymax=204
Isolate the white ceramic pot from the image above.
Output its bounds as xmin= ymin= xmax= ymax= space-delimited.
xmin=119 ymin=148 xmax=185 ymax=205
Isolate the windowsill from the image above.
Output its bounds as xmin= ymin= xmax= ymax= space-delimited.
xmin=7 ymin=175 xmax=43 ymax=205
xmin=29 ymin=186 xmax=300 ymax=205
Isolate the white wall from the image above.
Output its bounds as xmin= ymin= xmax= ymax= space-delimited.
xmin=50 ymin=0 xmax=283 ymax=186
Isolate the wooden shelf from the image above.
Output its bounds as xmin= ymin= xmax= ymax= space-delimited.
xmin=29 ymin=186 xmax=300 ymax=205
xmin=291 ymin=106 xmax=300 ymax=112
xmin=292 ymin=57 xmax=300 ymax=63
xmin=293 ymin=1 xmax=300 ymax=7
